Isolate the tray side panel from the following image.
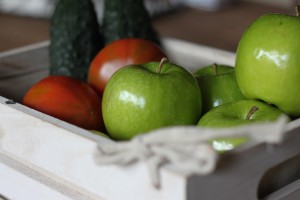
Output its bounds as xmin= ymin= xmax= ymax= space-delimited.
xmin=0 ymin=97 xmax=187 ymax=200
xmin=187 ymin=129 xmax=300 ymax=200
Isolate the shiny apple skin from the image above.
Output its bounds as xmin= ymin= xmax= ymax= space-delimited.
xmin=194 ymin=64 xmax=246 ymax=114
xmin=236 ymin=14 xmax=300 ymax=116
xmin=102 ymin=62 xmax=202 ymax=140
xmin=197 ymin=99 xmax=287 ymax=127
xmin=197 ymin=99 xmax=289 ymax=153
xmin=88 ymin=38 xmax=166 ymax=95
xmin=23 ymin=76 xmax=104 ymax=131
xmin=209 ymin=137 xmax=248 ymax=153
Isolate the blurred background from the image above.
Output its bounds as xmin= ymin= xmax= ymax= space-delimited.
xmin=0 ymin=0 xmax=296 ymax=53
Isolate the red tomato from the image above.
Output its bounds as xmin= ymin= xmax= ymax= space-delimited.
xmin=88 ymin=38 xmax=166 ymax=94
xmin=23 ymin=76 xmax=105 ymax=131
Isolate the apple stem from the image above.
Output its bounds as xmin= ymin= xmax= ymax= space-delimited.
xmin=295 ymin=5 xmax=300 ymax=16
xmin=246 ymin=106 xmax=259 ymax=120
xmin=157 ymin=57 xmax=169 ymax=74
xmin=212 ymin=63 xmax=218 ymax=75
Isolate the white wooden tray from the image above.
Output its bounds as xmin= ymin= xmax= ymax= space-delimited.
xmin=1 ymin=38 xmax=300 ymax=200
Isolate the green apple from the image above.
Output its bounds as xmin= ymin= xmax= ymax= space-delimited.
xmin=197 ymin=99 xmax=289 ymax=152
xmin=235 ymin=12 xmax=300 ymax=116
xmin=198 ymin=99 xmax=287 ymax=127
xmin=193 ymin=63 xmax=246 ymax=114
xmin=210 ymin=137 xmax=248 ymax=153
xmin=102 ymin=58 xmax=202 ymax=140
xmin=90 ymin=130 xmax=110 ymax=139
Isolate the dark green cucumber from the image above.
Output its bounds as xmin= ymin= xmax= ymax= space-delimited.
xmin=49 ymin=0 xmax=104 ymax=81
xmin=103 ymin=0 xmax=160 ymax=45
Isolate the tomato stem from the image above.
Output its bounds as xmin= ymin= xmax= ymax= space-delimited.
xmin=246 ymin=106 xmax=259 ymax=120
xmin=157 ymin=57 xmax=169 ymax=74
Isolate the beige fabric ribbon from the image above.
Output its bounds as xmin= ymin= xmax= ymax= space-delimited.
xmin=95 ymin=116 xmax=290 ymax=188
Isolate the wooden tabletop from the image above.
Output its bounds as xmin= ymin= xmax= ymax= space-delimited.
xmin=0 ymin=1 xmax=290 ymax=53
xmin=153 ymin=2 xmax=290 ymax=52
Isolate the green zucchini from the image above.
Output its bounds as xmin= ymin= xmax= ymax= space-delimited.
xmin=103 ymin=0 xmax=160 ymax=45
xmin=49 ymin=0 xmax=104 ymax=81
